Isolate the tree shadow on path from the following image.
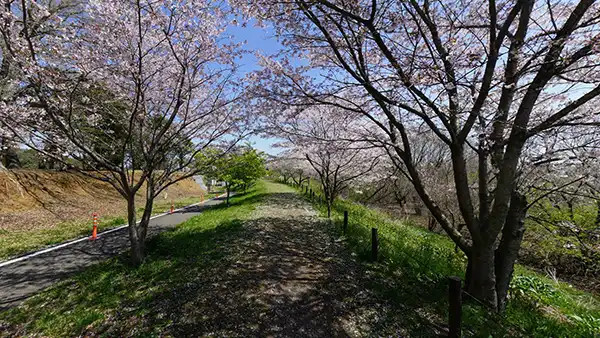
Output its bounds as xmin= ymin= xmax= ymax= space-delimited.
xmin=1 ymin=190 xmax=441 ymax=337
xmin=103 ymin=192 xmax=379 ymax=336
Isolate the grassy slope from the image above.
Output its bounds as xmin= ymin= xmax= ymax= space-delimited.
xmin=0 ymin=195 xmax=222 ymax=261
xmin=0 ymin=216 xmax=127 ymax=259
xmin=0 ymin=170 xmax=217 ymax=260
xmin=0 ymin=182 xmax=267 ymax=337
xmin=296 ymin=184 xmax=600 ymax=337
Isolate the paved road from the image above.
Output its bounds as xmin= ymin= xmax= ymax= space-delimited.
xmin=193 ymin=175 xmax=208 ymax=190
xmin=0 ymin=196 xmax=226 ymax=311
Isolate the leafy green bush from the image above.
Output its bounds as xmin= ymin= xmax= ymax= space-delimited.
xmin=510 ymin=276 xmax=560 ymax=302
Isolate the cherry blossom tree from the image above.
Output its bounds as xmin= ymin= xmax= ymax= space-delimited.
xmin=305 ymin=141 xmax=381 ymax=218
xmin=239 ymin=0 xmax=600 ymax=310
xmin=0 ymin=0 xmax=249 ymax=265
xmin=265 ymin=105 xmax=382 ymax=217
xmin=267 ymin=149 xmax=315 ymax=186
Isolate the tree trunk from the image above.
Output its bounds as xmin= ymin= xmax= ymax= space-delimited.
xmin=427 ymin=216 xmax=437 ymax=232
xmin=494 ymin=192 xmax=527 ymax=312
xmin=413 ymin=197 xmax=423 ymax=216
xmin=138 ymin=196 xmax=154 ymax=253
xmin=595 ymin=199 xmax=600 ymax=227
xmin=464 ymin=192 xmax=526 ymax=312
xmin=139 ymin=178 xmax=155 ymax=248
xmin=3 ymin=147 xmax=20 ymax=169
xmin=226 ymin=184 xmax=231 ymax=207
xmin=464 ymin=257 xmax=473 ymax=291
xmin=465 ymin=243 xmax=498 ymax=309
xmin=327 ymin=200 xmax=331 ymax=218
xmin=126 ymin=196 xmax=143 ymax=266
xmin=567 ymin=200 xmax=575 ymax=221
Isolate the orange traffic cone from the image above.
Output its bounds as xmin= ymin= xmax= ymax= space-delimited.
xmin=90 ymin=213 xmax=98 ymax=241
xmin=170 ymin=200 xmax=174 ymax=214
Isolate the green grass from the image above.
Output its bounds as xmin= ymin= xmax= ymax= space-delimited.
xmin=0 ymin=183 xmax=266 ymax=337
xmin=520 ymin=204 xmax=600 ymax=277
xmin=0 ymin=216 xmax=127 ymax=260
xmin=0 ymin=194 xmax=222 ymax=261
xmin=291 ymin=183 xmax=600 ymax=337
xmin=2 ymin=180 xmax=598 ymax=336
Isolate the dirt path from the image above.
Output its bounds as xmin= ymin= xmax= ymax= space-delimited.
xmin=178 ymin=189 xmax=387 ymax=337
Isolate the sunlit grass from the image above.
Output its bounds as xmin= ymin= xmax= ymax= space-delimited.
xmin=0 ymin=183 xmax=266 ymax=337
xmin=2 ymin=180 xmax=598 ymax=337
xmin=0 ymin=216 xmax=126 ymax=260
xmin=294 ymin=183 xmax=600 ymax=337
xmin=0 ymin=193 xmax=220 ymax=261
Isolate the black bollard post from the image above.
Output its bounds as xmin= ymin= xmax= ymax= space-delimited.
xmin=343 ymin=210 xmax=348 ymax=234
xmin=371 ymin=228 xmax=378 ymax=261
xmin=448 ymin=277 xmax=462 ymax=338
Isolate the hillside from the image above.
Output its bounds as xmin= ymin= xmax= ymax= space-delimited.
xmin=0 ymin=170 xmax=206 ymax=259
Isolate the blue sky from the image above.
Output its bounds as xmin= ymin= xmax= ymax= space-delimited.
xmin=226 ymin=22 xmax=284 ymax=155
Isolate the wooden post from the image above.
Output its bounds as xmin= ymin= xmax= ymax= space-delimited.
xmin=371 ymin=228 xmax=378 ymax=261
xmin=448 ymin=276 xmax=462 ymax=338
xmin=343 ymin=210 xmax=348 ymax=234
